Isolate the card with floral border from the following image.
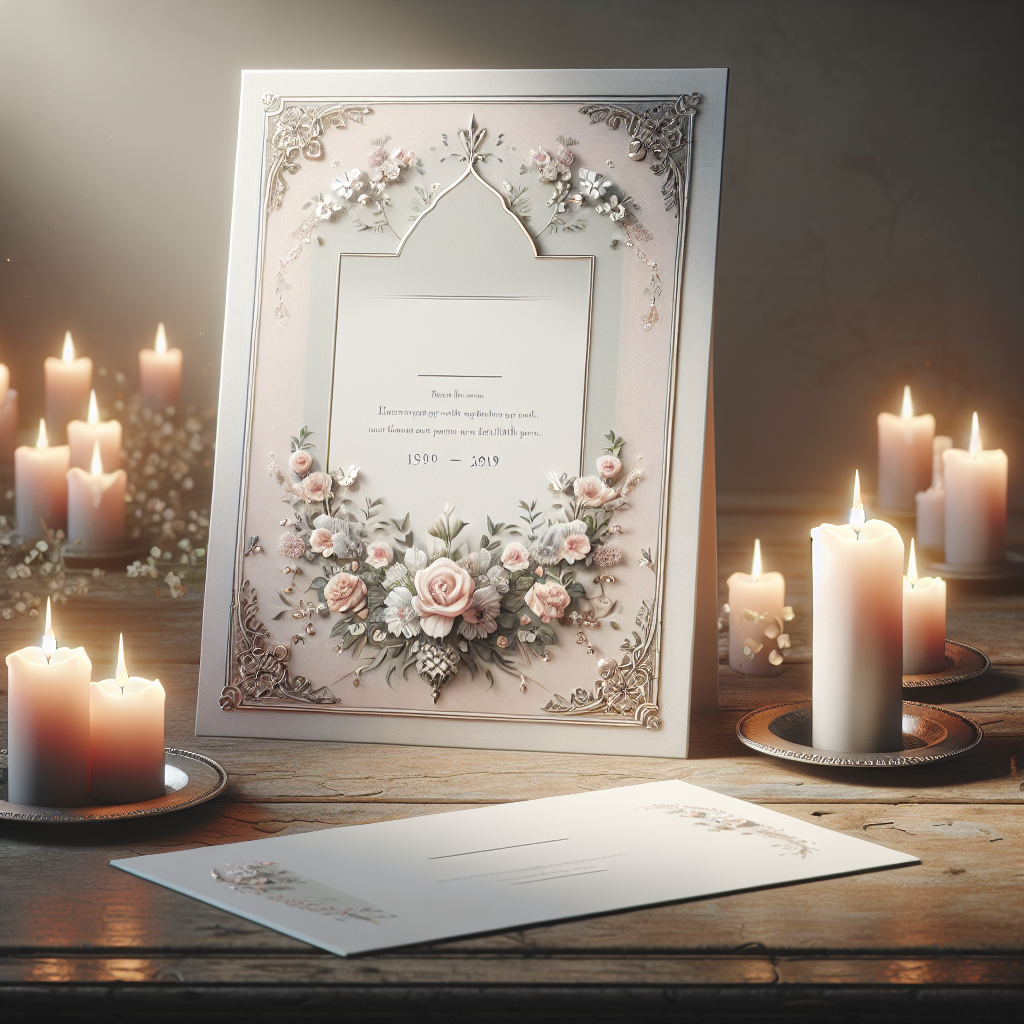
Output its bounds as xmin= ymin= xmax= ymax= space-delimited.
xmin=198 ymin=69 xmax=727 ymax=756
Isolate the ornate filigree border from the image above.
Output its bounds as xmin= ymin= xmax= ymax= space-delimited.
xmin=220 ymin=581 xmax=340 ymax=710
xmin=542 ymin=599 xmax=660 ymax=729
xmin=579 ymin=94 xmax=701 ymax=215
xmin=262 ymin=93 xmax=374 ymax=213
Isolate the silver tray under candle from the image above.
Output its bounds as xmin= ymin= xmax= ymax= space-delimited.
xmin=922 ymin=555 xmax=1024 ymax=583
xmin=736 ymin=700 xmax=982 ymax=768
xmin=903 ymin=639 xmax=990 ymax=688
xmin=0 ymin=748 xmax=226 ymax=822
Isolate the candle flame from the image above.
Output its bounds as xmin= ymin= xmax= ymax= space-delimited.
xmin=90 ymin=438 xmax=104 ymax=475
xmin=62 ymin=331 xmax=75 ymax=362
xmin=907 ymin=538 xmax=918 ymax=586
xmin=751 ymin=538 xmax=762 ymax=580
xmin=36 ymin=418 xmax=48 ymax=448
xmin=969 ymin=411 xmax=982 ymax=458
xmin=116 ymin=633 xmax=129 ymax=691
xmin=901 ymin=385 xmax=913 ymax=419
xmin=42 ymin=597 xmax=56 ymax=660
xmin=849 ymin=470 xmax=865 ymax=532
xmin=155 ymin=322 xmax=167 ymax=354
xmin=87 ymin=389 xmax=99 ymax=427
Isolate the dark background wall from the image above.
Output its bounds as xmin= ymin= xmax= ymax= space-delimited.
xmin=1 ymin=0 xmax=1020 ymax=505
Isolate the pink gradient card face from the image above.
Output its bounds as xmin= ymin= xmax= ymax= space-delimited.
xmin=198 ymin=70 xmax=728 ymax=756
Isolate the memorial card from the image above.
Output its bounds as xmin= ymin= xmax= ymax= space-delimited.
xmin=198 ymin=70 xmax=728 ymax=755
xmin=114 ymin=780 xmax=918 ymax=956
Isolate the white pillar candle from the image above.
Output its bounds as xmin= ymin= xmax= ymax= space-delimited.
xmin=812 ymin=474 xmax=904 ymax=752
xmin=943 ymin=413 xmax=1008 ymax=565
xmin=139 ymin=323 xmax=183 ymax=410
xmin=903 ymin=539 xmax=947 ymax=674
xmin=914 ymin=435 xmax=953 ymax=554
xmin=726 ymin=539 xmax=791 ymax=675
xmin=4 ymin=599 xmax=92 ymax=806
xmin=66 ymin=440 xmax=127 ymax=551
xmin=877 ymin=386 xmax=935 ymax=511
xmin=68 ymin=390 xmax=122 ymax=471
xmin=89 ymin=635 xmax=165 ymax=804
xmin=15 ymin=419 xmax=70 ymax=537
xmin=0 ymin=363 xmax=17 ymax=462
xmin=44 ymin=331 xmax=92 ymax=445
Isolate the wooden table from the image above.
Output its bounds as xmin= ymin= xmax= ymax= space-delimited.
xmin=2 ymin=505 xmax=1021 ymax=1021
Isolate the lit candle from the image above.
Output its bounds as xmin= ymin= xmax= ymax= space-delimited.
xmin=903 ymin=539 xmax=947 ymax=674
xmin=66 ymin=439 xmax=127 ymax=552
xmin=4 ymin=599 xmax=92 ymax=806
xmin=877 ymin=386 xmax=935 ymax=511
xmin=726 ymin=539 xmax=792 ymax=675
xmin=44 ymin=331 xmax=92 ymax=444
xmin=89 ymin=634 xmax=166 ymax=804
xmin=943 ymin=413 xmax=1008 ymax=565
xmin=812 ymin=473 xmax=904 ymax=752
xmin=0 ymin=362 xmax=18 ymax=462
xmin=914 ymin=435 xmax=953 ymax=556
xmin=68 ymin=389 xmax=122 ymax=471
xmin=15 ymin=419 xmax=70 ymax=537
xmin=139 ymin=322 xmax=182 ymax=411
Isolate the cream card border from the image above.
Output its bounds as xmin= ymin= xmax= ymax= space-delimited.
xmin=197 ymin=69 xmax=727 ymax=756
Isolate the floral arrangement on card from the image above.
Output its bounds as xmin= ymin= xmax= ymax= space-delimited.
xmin=261 ymin=427 xmax=644 ymax=704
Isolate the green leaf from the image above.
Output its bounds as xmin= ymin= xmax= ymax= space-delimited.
xmin=610 ymin=620 xmax=621 ymax=630
xmin=329 ymin=620 xmax=348 ymax=638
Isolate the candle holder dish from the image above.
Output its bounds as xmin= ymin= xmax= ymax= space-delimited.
xmin=903 ymin=639 xmax=990 ymax=688
xmin=63 ymin=538 xmax=154 ymax=571
xmin=922 ymin=555 xmax=1024 ymax=583
xmin=736 ymin=700 xmax=982 ymax=767
xmin=0 ymin=747 xmax=226 ymax=822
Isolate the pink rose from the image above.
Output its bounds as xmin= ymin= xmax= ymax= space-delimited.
xmin=557 ymin=147 xmax=574 ymax=166
xmin=529 ymin=147 xmax=551 ymax=166
xmin=302 ymin=471 xmax=333 ymax=503
xmin=500 ymin=542 xmax=531 ymax=572
xmin=365 ymin=540 xmax=393 ymax=569
xmin=309 ymin=528 xmax=334 ymax=556
xmin=574 ymin=475 xmax=617 ymax=507
xmin=324 ymin=571 xmax=367 ymax=614
xmin=525 ymin=581 xmax=571 ymax=623
xmin=412 ymin=557 xmax=475 ymax=638
xmin=288 ymin=450 xmax=313 ymax=475
xmin=596 ymin=455 xmax=622 ymax=481
xmin=559 ymin=533 xmax=591 ymax=564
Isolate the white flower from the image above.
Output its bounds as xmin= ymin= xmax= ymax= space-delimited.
xmin=165 ymin=572 xmax=186 ymax=599
xmin=404 ymin=547 xmax=428 ymax=571
xmin=331 ymin=168 xmax=365 ymax=199
xmin=383 ymin=562 xmax=412 ymax=589
xmin=383 ymin=586 xmax=421 ymax=638
xmin=335 ymin=464 xmax=360 ymax=487
xmin=459 ymin=585 xmax=500 ymax=640
xmin=596 ymin=194 xmax=627 ymax=221
xmin=546 ymin=470 xmax=574 ymax=494
xmin=578 ymin=169 xmax=611 ymax=200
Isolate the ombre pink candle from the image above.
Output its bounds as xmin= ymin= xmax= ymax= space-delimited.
xmin=68 ymin=390 xmax=122 ymax=471
xmin=4 ymin=600 xmax=92 ymax=806
xmin=44 ymin=332 xmax=92 ymax=444
xmin=139 ymin=323 xmax=182 ymax=410
xmin=877 ymin=386 xmax=934 ymax=511
xmin=89 ymin=635 xmax=165 ymax=804
xmin=66 ymin=440 xmax=127 ymax=552
xmin=15 ymin=419 xmax=70 ymax=537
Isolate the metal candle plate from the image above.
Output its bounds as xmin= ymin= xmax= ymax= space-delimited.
xmin=903 ymin=639 xmax=990 ymax=688
xmin=0 ymin=748 xmax=227 ymax=822
xmin=736 ymin=701 xmax=983 ymax=768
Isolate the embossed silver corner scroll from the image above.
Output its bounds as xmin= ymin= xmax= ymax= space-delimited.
xmin=579 ymin=94 xmax=701 ymax=215
xmin=263 ymin=95 xmax=374 ymax=213
xmin=221 ymin=581 xmax=339 ymax=710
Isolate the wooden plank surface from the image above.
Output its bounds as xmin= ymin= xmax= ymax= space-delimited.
xmin=1 ymin=509 xmax=1021 ymax=1004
